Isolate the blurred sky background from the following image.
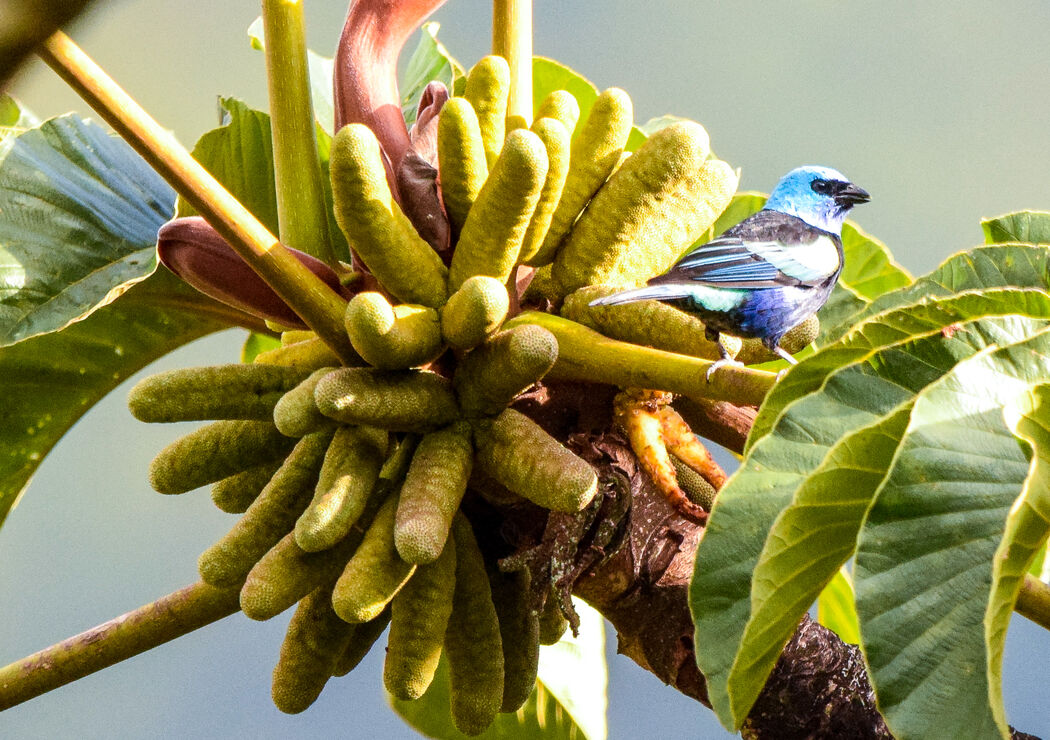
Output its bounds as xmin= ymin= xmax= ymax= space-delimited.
xmin=2 ymin=1 xmax=1050 ymax=738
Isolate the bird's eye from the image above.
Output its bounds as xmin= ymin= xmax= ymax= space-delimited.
xmin=810 ymin=179 xmax=834 ymax=195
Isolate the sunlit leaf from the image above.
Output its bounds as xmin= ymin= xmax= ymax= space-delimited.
xmin=817 ymin=568 xmax=861 ymax=645
xmin=532 ymin=57 xmax=598 ymax=140
xmin=981 ymin=210 xmax=1050 ymax=246
xmin=401 ymin=22 xmax=464 ymax=127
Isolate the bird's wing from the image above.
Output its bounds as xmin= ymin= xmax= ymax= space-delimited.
xmin=652 ymin=210 xmax=841 ymax=289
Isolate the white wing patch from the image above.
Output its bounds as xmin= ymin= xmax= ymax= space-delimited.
xmin=751 ymin=235 xmax=840 ymax=282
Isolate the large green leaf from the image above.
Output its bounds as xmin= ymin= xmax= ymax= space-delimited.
xmin=532 ymin=57 xmax=598 ymax=140
xmin=981 ymin=210 xmax=1050 ymax=246
xmin=0 ymin=114 xmax=177 ymax=346
xmin=390 ymin=599 xmax=606 ymax=739
xmin=401 ymin=22 xmax=464 ymax=127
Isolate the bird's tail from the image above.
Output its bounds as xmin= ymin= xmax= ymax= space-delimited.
xmin=588 ymin=284 xmax=694 ymax=307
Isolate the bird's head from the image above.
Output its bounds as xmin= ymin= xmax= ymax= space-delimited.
xmin=763 ymin=165 xmax=870 ymax=235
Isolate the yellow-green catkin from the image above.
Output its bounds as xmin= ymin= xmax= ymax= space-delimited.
xmin=560 ymin=285 xmax=741 ymax=361
xmin=271 ymin=582 xmax=356 ymax=714
xmin=490 ymin=569 xmax=540 ymax=713
xmin=669 ymin=453 xmax=717 ymax=510
xmin=211 ymin=459 xmax=283 ymax=514
xmin=384 ymin=536 xmax=457 ymax=700
xmin=437 ymin=97 xmax=488 ymax=233
xmin=273 ymin=367 xmax=339 ymax=438
xmin=148 ymin=420 xmax=296 ymax=495
xmin=198 ymin=430 xmax=332 ymax=589
xmin=539 ymin=88 xmax=633 ymax=261
xmin=454 ymin=325 xmax=558 ymax=417
xmin=445 ymin=515 xmax=504 ymax=736
xmin=332 ymin=492 xmax=416 ymax=623
xmin=735 ymin=314 xmax=820 ymax=364
xmin=474 ymin=408 xmax=598 ymax=512
xmin=537 ymin=592 xmax=569 ymax=645
xmin=551 ymin=121 xmax=737 ymax=296
xmin=440 ymin=276 xmax=509 ymax=350
xmin=314 ymin=367 xmax=459 ymax=432
xmin=344 ymin=292 xmax=443 ymax=370
xmin=255 ymin=336 xmax=345 ymax=372
xmin=294 ymin=425 xmax=387 ymax=553
xmin=394 ymin=423 xmax=473 ymax=565
xmin=464 ymin=55 xmax=511 ymax=168
xmin=332 ymin=608 xmax=392 ymax=677
xmin=128 ymin=364 xmax=307 ymax=423
xmin=330 ymin=123 xmax=448 ymax=307
xmin=535 ymin=89 xmax=580 ymax=138
xmin=519 ymin=118 xmax=571 ymax=266
xmin=281 ymin=330 xmax=316 ymax=346
xmin=448 ymin=129 xmax=548 ymax=292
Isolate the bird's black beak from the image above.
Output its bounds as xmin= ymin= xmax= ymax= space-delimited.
xmin=834 ymin=183 xmax=870 ymax=208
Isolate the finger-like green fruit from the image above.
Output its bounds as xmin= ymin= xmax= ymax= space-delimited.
xmin=669 ymin=453 xmax=717 ymax=510
xmin=384 ymin=536 xmax=457 ymax=699
xmin=464 ymin=55 xmax=511 ymax=168
xmin=735 ymin=314 xmax=820 ymax=364
xmin=330 ymin=123 xmax=448 ymax=308
xmin=539 ymin=88 xmax=633 ymax=260
xmin=535 ymin=89 xmax=580 ymax=138
xmin=148 ymin=420 xmax=296 ymax=495
xmin=332 ymin=493 xmax=416 ymax=622
xmin=490 ymin=569 xmax=539 ymax=712
xmin=295 ymin=425 xmax=387 ymax=553
xmin=445 ymin=515 xmax=504 ymax=736
xmin=437 ymin=97 xmax=488 ymax=233
xmin=281 ymin=330 xmax=316 ymax=346
xmin=519 ymin=118 xmax=572 ymax=266
xmin=128 ymin=364 xmax=308 ymax=423
xmin=448 ymin=129 xmax=548 ymax=292
xmin=440 ymin=276 xmax=509 ymax=350
xmin=394 ymin=423 xmax=473 ymax=564
xmin=271 ymin=582 xmax=355 ymax=714
xmin=537 ymin=592 xmax=569 ymax=645
xmin=211 ymin=459 xmax=283 ymax=514
xmin=314 ymin=367 xmax=459 ymax=431
xmin=474 ymin=408 xmax=598 ymax=511
xmin=198 ymin=430 xmax=332 ymax=589
xmin=551 ymin=122 xmax=737 ymax=296
xmin=332 ymin=608 xmax=392 ymax=677
xmin=454 ymin=326 xmax=558 ymax=417
xmin=273 ymin=368 xmax=339 ymax=438
xmin=345 ymin=293 xmax=443 ymax=370
xmin=560 ymin=285 xmax=741 ymax=360
xmin=255 ymin=337 xmax=345 ymax=372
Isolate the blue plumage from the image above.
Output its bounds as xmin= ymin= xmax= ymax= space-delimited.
xmin=590 ymin=165 xmax=870 ymax=374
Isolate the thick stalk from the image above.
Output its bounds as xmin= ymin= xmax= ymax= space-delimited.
xmin=0 ymin=582 xmax=239 ymax=710
xmin=492 ymin=0 xmax=532 ymax=126
xmin=37 ymin=32 xmax=356 ymax=365
xmin=1016 ymin=574 xmax=1050 ymax=631
xmin=262 ymin=0 xmax=336 ymax=266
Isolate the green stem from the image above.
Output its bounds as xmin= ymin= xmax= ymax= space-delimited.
xmin=0 ymin=582 xmax=239 ymax=710
xmin=262 ymin=0 xmax=337 ymax=266
xmin=506 ymin=311 xmax=777 ymax=407
xmin=37 ymin=32 xmax=356 ymax=366
xmin=1016 ymin=574 xmax=1050 ymax=631
xmin=492 ymin=0 xmax=532 ymax=126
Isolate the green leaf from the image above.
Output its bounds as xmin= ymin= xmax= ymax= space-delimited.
xmin=0 ymin=114 xmax=176 ymax=346
xmin=0 ymin=268 xmax=232 ymax=528
xmin=390 ymin=599 xmax=606 ymax=739
xmin=402 ymin=22 xmax=464 ymax=127
xmin=839 ymin=222 xmax=911 ymax=301
xmin=981 ymin=211 xmax=1050 ymax=246
xmin=817 ymin=568 xmax=861 ymax=645
xmin=241 ymin=331 xmax=280 ymax=363
xmin=625 ymin=115 xmax=692 ymax=153
xmin=0 ymin=94 xmax=39 ymax=140
xmin=532 ymin=57 xmax=598 ymax=139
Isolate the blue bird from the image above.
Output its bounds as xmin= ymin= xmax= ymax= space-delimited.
xmin=589 ymin=165 xmax=870 ymax=377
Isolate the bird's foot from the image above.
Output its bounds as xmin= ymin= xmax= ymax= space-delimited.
xmin=705 ymin=357 xmax=745 ymax=382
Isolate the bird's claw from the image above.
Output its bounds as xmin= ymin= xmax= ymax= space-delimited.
xmin=705 ymin=357 xmax=744 ymax=382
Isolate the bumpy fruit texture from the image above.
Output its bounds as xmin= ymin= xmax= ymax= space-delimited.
xmin=464 ymin=55 xmax=511 ymax=168
xmin=444 ymin=516 xmax=504 ymax=736
xmin=537 ymin=593 xmax=569 ymax=645
xmin=332 ymin=493 xmax=416 ymax=623
xmin=330 ymin=123 xmax=448 ymax=308
xmin=255 ymin=336 xmax=344 ymax=372
xmin=332 ymin=608 xmax=391 ymax=677
xmin=475 ymin=408 xmax=598 ymax=512
xmin=670 ymin=453 xmax=717 ymax=510
xmin=454 ymin=325 xmax=558 ymax=417
xmin=448 ymin=128 xmax=548 ymax=291
xmin=534 ymin=89 xmax=580 ymax=138
xmin=271 ymin=582 xmax=356 ymax=714
xmin=519 ymin=117 xmax=571 ymax=266
xmin=344 ymin=292 xmax=443 ymax=370
xmin=437 ymin=97 xmax=488 ymax=233
xmin=440 ymin=275 xmax=510 ymax=350
xmin=198 ymin=430 xmax=332 ymax=589
xmin=148 ymin=420 xmax=296 ymax=495
xmin=211 ymin=459 xmax=284 ymax=514
xmin=294 ymin=425 xmax=387 ymax=553
xmin=394 ymin=423 xmax=473 ymax=564
xmin=552 ymin=121 xmax=737 ymax=296
xmin=384 ymin=536 xmax=457 ymax=700
xmin=735 ymin=314 xmax=820 ymax=364
xmin=561 ymin=285 xmax=742 ymax=360
xmin=538 ymin=88 xmax=633 ymax=264
xmin=273 ymin=367 xmax=339 ymax=438
xmin=314 ymin=367 xmax=459 ymax=431
xmin=489 ymin=569 xmax=540 ymax=713
xmin=128 ymin=364 xmax=308 ymax=423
